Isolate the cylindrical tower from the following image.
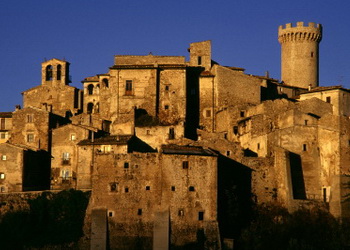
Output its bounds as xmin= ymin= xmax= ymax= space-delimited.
xmin=278 ymin=22 xmax=322 ymax=88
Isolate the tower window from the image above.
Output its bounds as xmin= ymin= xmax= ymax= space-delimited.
xmin=326 ymin=96 xmax=331 ymax=103
xmin=57 ymin=65 xmax=62 ymax=80
xmin=46 ymin=65 xmax=53 ymax=81
xmin=102 ymin=78 xmax=109 ymax=88
xmin=87 ymin=103 xmax=94 ymax=114
xmin=87 ymin=84 xmax=94 ymax=95
xmin=125 ymin=80 xmax=133 ymax=95
xmin=198 ymin=56 xmax=202 ymax=65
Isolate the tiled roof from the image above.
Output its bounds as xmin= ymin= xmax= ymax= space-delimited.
xmin=161 ymin=144 xmax=217 ymax=156
xmin=303 ymin=85 xmax=350 ymax=94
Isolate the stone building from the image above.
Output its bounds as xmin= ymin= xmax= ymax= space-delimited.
xmin=2 ymin=21 xmax=350 ymax=248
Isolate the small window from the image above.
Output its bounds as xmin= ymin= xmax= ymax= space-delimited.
xmin=27 ymin=114 xmax=33 ymax=123
xmin=326 ymin=96 xmax=331 ymax=103
xmin=125 ymin=187 xmax=129 ymax=193
xmin=57 ymin=65 xmax=62 ymax=80
xmin=198 ymin=56 xmax=202 ymax=65
xmin=165 ymin=85 xmax=169 ymax=91
xmin=137 ymin=209 xmax=142 ymax=215
xmin=46 ymin=65 xmax=53 ymax=81
xmin=146 ymin=130 xmax=150 ymax=135
xmin=311 ymin=52 xmax=314 ymax=58
xmin=125 ymin=80 xmax=133 ymax=95
xmin=27 ymin=134 xmax=34 ymax=143
xmin=145 ymin=186 xmax=150 ymax=191
xmin=124 ymin=162 xmax=129 ymax=169
xmin=240 ymin=111 xmax=245 ymax=117
xmin=108 ymin=211 xmax=114 ymax=217
xmin=182 ymin=161 xmax=189 ymax=169
xmin=226 ymin=151 xmax=231 ymax=156
xmin=189 ymin=186 xmax=195 ymax=192
xmin=70 ymin=133 xmax=76 ymax=141
xmin=178 ymin=209 xmax=184 ymax=216
xmin=257 ymin=143 xmax=260 ymax=150
xmin=102 ymin=78 xmax=109 ymax=88
xmin=87 ymin=84 xmax=94 ymax=95
xmin=110 ymin=183 xmax=117 ymax=192
xmin=1 ymin=155 xmax=6 ymax=161
xmin=305 ymin=120 xmax=308 ymax=125
xmin=87 ymin=102 xmax=94 ymax=114
xmin=0 ymin=186 xmax=5 ymax=192
xmin=171 ymin=186 xmax=176 ymax=191
xmin=0 ymin=173 xmax=5 ymax=179
xmin=62 ymin=170 xmax=70 ymax=180
xmin=0 ymin=118 xmax=5 ymax=130
xmin=233 ymin=126 xmax=238 ymax=135
xmin=198 ymin=211 xmax=204 ymax=221
xmin=205 ymin=110 xmax=211 ymax=118
xmin=224 ymin=133 xmax=227 ymax=139
xmin=303 ymin=144 xmax=307 ymax=151
xmin=164 ymin=105 xmax=169 ymax=110
xmin=169 ymin=128 xmax=175 ymax=140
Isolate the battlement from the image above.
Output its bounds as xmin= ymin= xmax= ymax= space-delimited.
xmin=278 ymin=21 xmax=322 ymax=43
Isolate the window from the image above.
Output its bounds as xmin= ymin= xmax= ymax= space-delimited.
xmin=169 ymin=128 xmax=175 ymax=140
xmin=305 ymin=120 xmax=308 ymax=125
xmin=108 ymin=211 xmax=114 ymax=217
xmin=233 ymin=126 xmax=238 ymax=135
xmin=0 ymin=132 xmax=7 ymax=139
xmin=165 ymin=85 xmax=169 ymax=91
xmin=110 ymin=183 xmax=117 ymax=191
xmin=102 ymin=78 xmax=109 ymax=88
xmin=171 ymin=186 xmax=176 ymax=191
xmin=326 ymin=96 xmax=331 ymax=103
xmin=70 ymin=133 xmax=76 ymax=141
xmin=137 ymin=209 xmax=142 ymax=215
xmin=145 ymin=186 xmax=150 ymax=191
xmin=205 ymin=110 xmax=212 ymax=118
xmin=226 ymin=151 xmax=231 ymax=156
xmin=198 ymin=211 xmax=204 ymax=221
xmin=87 ymin=103 xmax=94 ymax=114
xmin=303 ymin=144 xmax=307 ymax=151
xmin=189 ymin=186 xmax=195 ymax=192
xmin=182 ymin=161 xmax=189 ymax=169
xmin=178 ymin=209 xmax=184 ymax=216
xmin=124 ymin=162 xmax=129 ymax=169
xmin=0 ymin=173 xmax=5 ymax=179
xmin=311 ymin=52 xmax=314 ymax=58
xmin=125 ymin=187 xmax=129 ymax=193
xmin=27 ymin=114 xmax=33 ymax=123
xmin=1 ymin=155 xmax=6 ymax=161
xmin=0 ymin=118 xmax=5 ymax=130
xmin=257 ymin=143 xmax=260 ymax=150
xmin=27 ymin=134 xmax=34 ymax=143
xmin=125 ymin=80 xmax=133 ymax=95
xmin=102 ymin=145 xmax=111 ymax=153
xmin=164 ymin=105 xmax=169 ymax=110
xmin=198 ymin=56 xmax=202 ymax=65
xmin=240 ymin=111 xmax=245 ymax=117
xmin=62 ymin=152 xmax=70 ymax=165
xmin=57 ymin=65 xmax=62 ymax=80
xmin=87 ymin=84 xmax=94 ymax=95
xmin=0 ymin=186 xmax=5 ymax=192
xmin=61 ymin=170 xmax=70 ymax=180
xmin=46 ymin=65 xmax=53 ymax=81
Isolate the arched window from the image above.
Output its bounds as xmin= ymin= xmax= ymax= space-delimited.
xmin=57 ymin=65 xmax=62 ymax=80
xmin=46 ymin=65 xmax=53 ymax=81
xmin=87 ymin=103 xmax=94 ymax=114
xmin=87 ymin=84 xmax=94 ymax=95
xmin=102 ymin=78 xmax=109 ymax=88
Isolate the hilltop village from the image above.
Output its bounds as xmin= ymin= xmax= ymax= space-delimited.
xmin=1 ymin=21 xmax=350 ymax=248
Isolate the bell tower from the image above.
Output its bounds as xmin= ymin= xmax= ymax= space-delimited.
xmin=278 ymin=22 xmax=322 ymax=88
xmin=41 ymin=58 xmax=70 ymax=86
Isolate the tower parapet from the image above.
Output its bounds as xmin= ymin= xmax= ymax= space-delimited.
xmin=278 ymin=22 xmax=322 ymax=88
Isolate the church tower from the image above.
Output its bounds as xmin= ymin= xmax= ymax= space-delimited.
xmin=278 ymin=22 xmax=322 ymax=88
xmin=41 ymin=58 xmax=70 ymax=86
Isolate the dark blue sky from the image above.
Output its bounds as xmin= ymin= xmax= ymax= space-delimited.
xmin=1 ymin=0 xmax=350 ymax=111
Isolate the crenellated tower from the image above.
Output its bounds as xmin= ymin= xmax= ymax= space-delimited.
xmin=278 ymin=22 xmax=322 ymax=88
